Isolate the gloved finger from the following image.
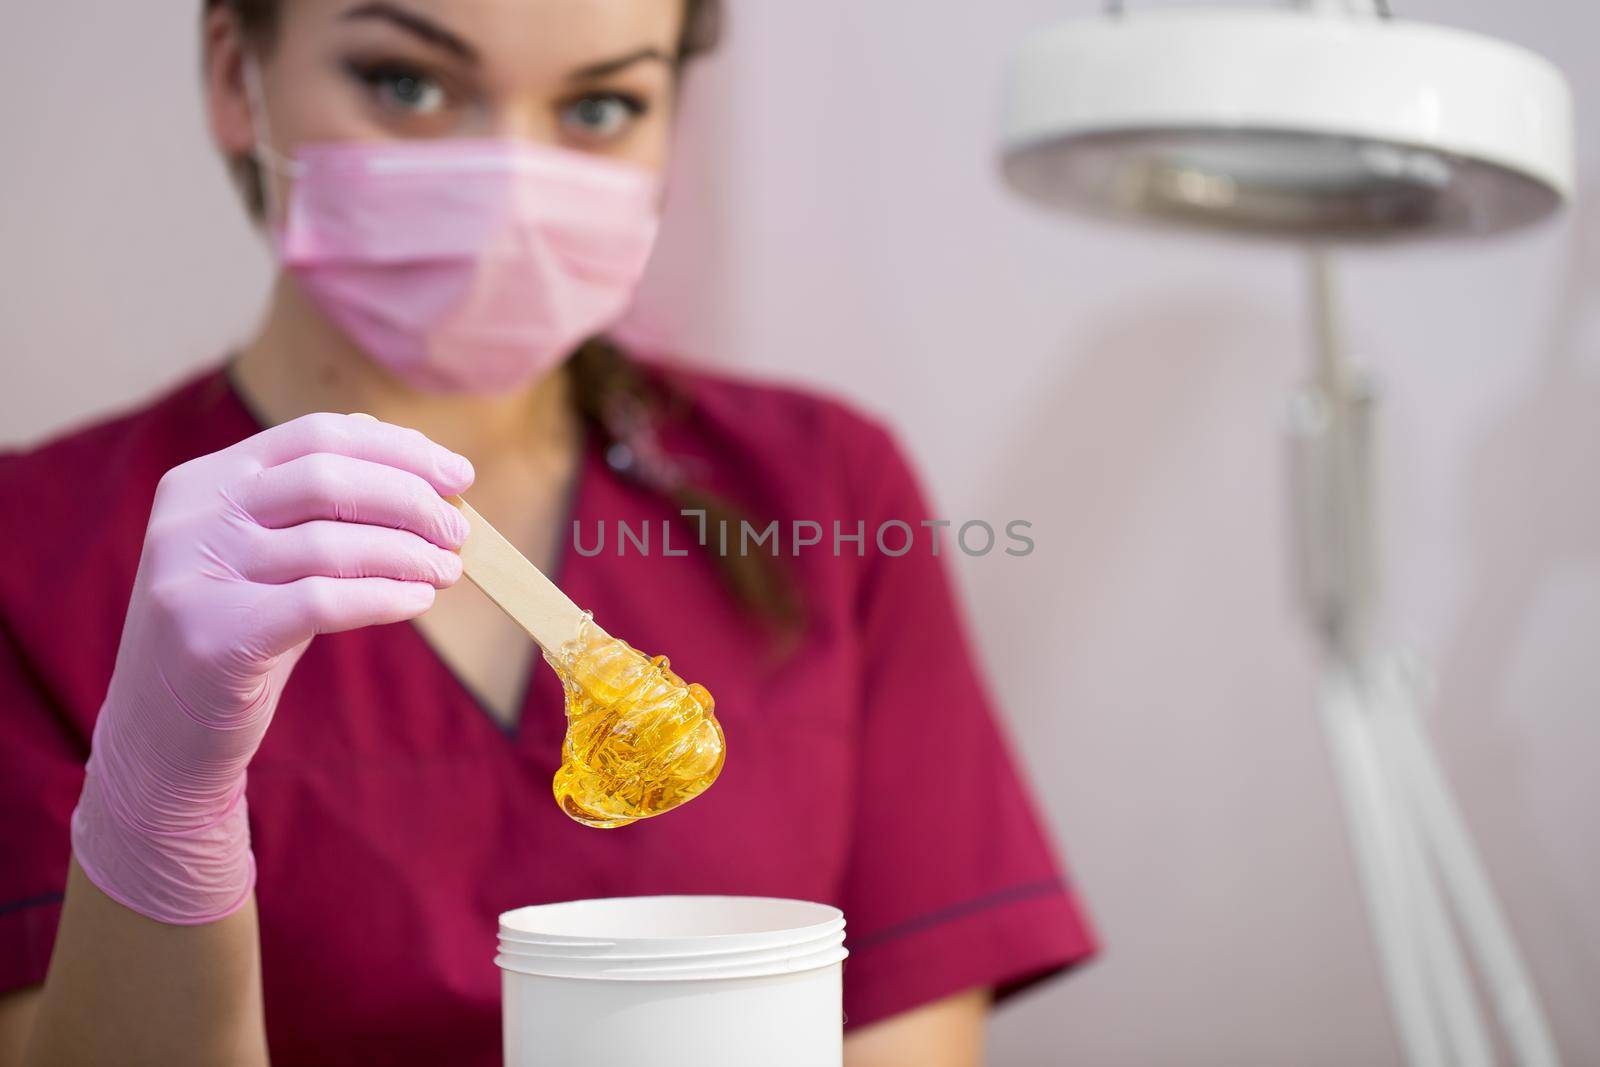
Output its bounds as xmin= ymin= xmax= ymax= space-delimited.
xmin=240 ymin=521 xmax=463 ymax=587
xmin=244 ymin=411 xmax=474 ymax=496
xmin=252 ymin=576 xmax=437 ymax=658
xmin=233 ymin=452 xmax=470 ymax=549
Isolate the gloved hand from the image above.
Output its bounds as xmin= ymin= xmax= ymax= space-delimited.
xmin=71 ymin=412 xmax=474 ymax=924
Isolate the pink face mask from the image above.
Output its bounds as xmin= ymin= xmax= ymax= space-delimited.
xmin=247 ymin=69 xmax=662 ymax=394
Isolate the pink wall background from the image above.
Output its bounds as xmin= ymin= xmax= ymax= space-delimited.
xmin=3 ymin=2 xmax=1596 ymax=1063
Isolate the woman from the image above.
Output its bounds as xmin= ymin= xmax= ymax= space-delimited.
xmin=0 ymin=1 xmax=1095 ymax=1063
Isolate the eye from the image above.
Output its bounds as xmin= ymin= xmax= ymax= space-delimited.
xmin=348 ymin=61 xmax=450 ymax=115
xmin=558 ymin=92 xmax=648 ymax=143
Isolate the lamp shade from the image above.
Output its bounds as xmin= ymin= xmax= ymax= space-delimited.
xmin=998 ymin=9 xmax=1574 ymax=240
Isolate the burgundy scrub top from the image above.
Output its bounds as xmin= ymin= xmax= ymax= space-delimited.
xmin=0 ymin=362 xmax=1096 ymax=1065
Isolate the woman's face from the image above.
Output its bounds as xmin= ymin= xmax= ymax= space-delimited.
xmin=208 ymin=0 xmax=684 ymax=184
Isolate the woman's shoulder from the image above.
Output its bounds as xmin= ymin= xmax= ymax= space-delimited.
xmin=0 ymin=367 xmax=245 ymax=707
xmin=635 ymin=355 xmax=931 ymax=523
xmin=0 ymin=366 xmax=240 ymax=536
xmin=2 ymin=363 xmax=240 ymax=466
xmin=640 ymin=355 xmax=908 ymax=478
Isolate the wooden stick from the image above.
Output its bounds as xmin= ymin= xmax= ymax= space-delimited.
xmin=448 ymin=496 xmax=598 ymax=653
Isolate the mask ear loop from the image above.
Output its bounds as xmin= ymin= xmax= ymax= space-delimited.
xmin=240 ymin=55 xmax=303 ymax=230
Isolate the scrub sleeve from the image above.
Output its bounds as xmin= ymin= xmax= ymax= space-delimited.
xmin=831 ymin=413 xmax=1097 ymax=1028
xmin=0 ymin=623 xmax=80 ymax=992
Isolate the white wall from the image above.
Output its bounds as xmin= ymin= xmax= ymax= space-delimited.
xmin=4 ymin=2 xmax=1596 ymax=1064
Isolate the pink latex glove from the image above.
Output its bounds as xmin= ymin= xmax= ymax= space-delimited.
xmin=71 ymin=412 xmax=474 ymax=924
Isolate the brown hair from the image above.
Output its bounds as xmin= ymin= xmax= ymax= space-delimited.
xmin=210 ymin=0 xmax=721 ymax=213
xmin=206 ymin=0 xmax=804 ymax=641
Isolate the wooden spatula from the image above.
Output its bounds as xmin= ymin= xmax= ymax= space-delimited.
xmin=448 ymin=496 xmax=602 ymax=653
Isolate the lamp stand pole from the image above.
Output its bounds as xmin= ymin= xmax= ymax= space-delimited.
xmin=1289 ymin=250 xmax=1561 ymax=1067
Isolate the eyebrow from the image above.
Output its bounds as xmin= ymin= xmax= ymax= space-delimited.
xmin=341 ymin=2 xmax=479 ymax=64
xmin=568 ymin=47 xmax=674 ymax=83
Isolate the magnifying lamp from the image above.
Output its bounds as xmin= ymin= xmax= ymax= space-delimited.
xmin=1000 ymin=4 xmax=1572 ymax=240
xmin=997 ymin=4 xmax=1575 ymax=1066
